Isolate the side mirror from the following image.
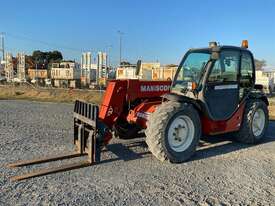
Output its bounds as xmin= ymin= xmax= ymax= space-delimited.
xmin=211 ymin=46 xmax=221 ymax=60
xmin=136 ymin=60 xmax=142 ymax=76
xmin=211 ymin=52 xmax=220 ymax=60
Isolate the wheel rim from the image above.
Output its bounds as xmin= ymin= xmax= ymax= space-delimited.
xmin=252 ymin=108 xmax=265 ymax=137
xmin=167 ymin=115 xmax=195 ymax=152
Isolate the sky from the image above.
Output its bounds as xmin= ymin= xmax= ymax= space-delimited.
xmin=0 ymin=0 xmax=275 ymax=66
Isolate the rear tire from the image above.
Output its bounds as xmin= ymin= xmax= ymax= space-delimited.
xmin=145 ymin=101 xmax=201 ymax=163
xmin=234 ymin=99 xmax=268 ymax=143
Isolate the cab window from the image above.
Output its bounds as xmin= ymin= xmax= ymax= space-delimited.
xmin=208 ymin=50 xmax=240 ymax=83
xmin=240 ymin=52 xmax=253 ymax=88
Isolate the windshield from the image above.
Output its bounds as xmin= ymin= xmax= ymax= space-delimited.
xmin=172 ymin=51 xmax=210 ymax=91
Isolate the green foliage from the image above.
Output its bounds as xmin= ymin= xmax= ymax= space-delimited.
xmin=120 ymin=61 xmax=131 ymax=66
xmin=32 ymin=50 xmax=63 ymax=66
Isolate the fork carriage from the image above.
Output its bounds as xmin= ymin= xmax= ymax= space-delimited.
xmin=8 ymin=100 xmax=101 ymax=181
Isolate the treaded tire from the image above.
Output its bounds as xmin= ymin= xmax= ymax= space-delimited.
xmin=145 ymin=101 xmax=201 ymax=163
xmin=234 ymin=99 xmax=268 ymax=144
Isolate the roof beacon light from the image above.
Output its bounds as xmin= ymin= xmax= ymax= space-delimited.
xmin=242 ymin=40 xmax=249 ymax=48
xmin=209 ymin=42 xmax=218 ymax=48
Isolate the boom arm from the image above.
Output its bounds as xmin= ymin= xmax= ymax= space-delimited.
xmin=99 ymin=79 xmax=172 ymax=128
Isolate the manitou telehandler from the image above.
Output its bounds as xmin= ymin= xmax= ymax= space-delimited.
xmin=8 ymin=40 xmax=269 ymax=181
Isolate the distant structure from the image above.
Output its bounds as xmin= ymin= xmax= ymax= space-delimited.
xmin=116 ymin=62 xmax=161 ymax=80
xmin=97 ymin=52 xmax=107 ymax=85
xmin=17 ymin=53 xmax=26 ymax=81
xmin=51 ymin=61 xmax=81 ymax=88
xmin=0 ymin=62 xmax=4 ymax=77
xmin=116 ymin=63 xmax=137 ymax=79
xmin=4 ymin=53 xmax=14 ymax=82
xmin=138 ymin=62 xmax=161 ymax=80
xmin=28 ymin=68 xmax=48 ymax=84
xmin=81 ymin=52 xmax=96 ymax=87
xmin=256 ymin=70 xmax=275 ymax=93
xmin=261 ymin=66 xmax=275 ymax=78
xmin=81 ymin=52 xmax=92 ymax=69
xmin=116 ymin=62 xmax=178 ymax=81
xmin=155 ymin=64 xmax=178 ymax=81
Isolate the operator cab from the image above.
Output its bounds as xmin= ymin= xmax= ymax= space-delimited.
xmin=171 ymin=41 xmax=256 ymax=121
xmin=147 ymin=40 xmax=268 ymax=163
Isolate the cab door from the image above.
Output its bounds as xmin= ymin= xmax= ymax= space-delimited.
xmin=239 ymin=51 xmax=254 ymax=100
xmin=203 ymin=50 xmax=241 ymax=120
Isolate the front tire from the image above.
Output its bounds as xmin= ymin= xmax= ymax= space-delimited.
xmin=234 ymin=99 xmax=268 ymax=143
xmin=145 ymin=101 xmax=201 ymax=163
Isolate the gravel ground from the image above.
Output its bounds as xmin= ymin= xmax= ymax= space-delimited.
xmin=0 ymin=100 xmax=274 ymax=206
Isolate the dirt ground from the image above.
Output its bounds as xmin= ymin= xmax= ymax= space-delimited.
xmin=0 ymin=85 xmax=103 ymax=103
xmin=0 ymin=100 xmax=274 ymax=206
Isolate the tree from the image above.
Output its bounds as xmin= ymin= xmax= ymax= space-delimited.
xmin=254 ymin=59 xmax=266 ymax=71
xmin=31 ymin=50 xmax=63 ymax=69
xmin=32 ymin=50 xmax=63 ymax=63
xmin=32 ymin=50 xmax=45 ymax=63
xmin=120 ymin=61 xmax=131 ymax=66
xmin=47 ymin=51 xmax=63 ymax=62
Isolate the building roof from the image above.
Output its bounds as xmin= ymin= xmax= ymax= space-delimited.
xmin=262 ymin=66 xmax=275 ymax=72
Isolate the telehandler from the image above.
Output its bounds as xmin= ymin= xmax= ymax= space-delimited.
xmin=8 ymin=41 xmax=269 ymax=181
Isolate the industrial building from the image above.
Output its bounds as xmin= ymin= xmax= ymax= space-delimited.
xmin=51 ymin=61 xmax=81 ymax=88
xmin=153 ymin=64 xmax=178 ymax=80
xmin=261 ymin=66 xmax=275 ymax=78
xmin=139 ymin=62 xmax=161 ymax=79
xmin=80 ymin=51 xmax=108 ymax=87
xmin=17 ymin=53 xmax=26 ymax=81
xmin=97 ymin=52 xmax=107 ymax=85
xmin=255 ymin=67 xmax=275 ymax=93
xmin=116 ymin=62 xmax=178 ymax=81
xmin=28 ymin=69 xmax=48 ymax=83
xmin=0 ymin=63 xmax=4 ymax=74
xmin=4 ymin=53 xmax=15 ymax=82
xmin=0 ymin=62 xmax=5 ymax=81
xmin=116 ymin=64 xmax=138 ymax=79
xmin=81 ymin=52 xmax=97 ymax=87
xmin=116 ymin=62 xmax=161 ymax=80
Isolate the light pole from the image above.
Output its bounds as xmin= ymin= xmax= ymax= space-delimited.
xmin=35 ymin=62 xmax=38 ymax=85
xmin=0 ymin=32 xmax=5 ymax=62
xmin=117 ymin=30 xmax=124 ymax=66
xmin=106 ymin=45 xmax=112 ymax=68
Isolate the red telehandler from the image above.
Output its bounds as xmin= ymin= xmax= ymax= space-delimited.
xmin=8 ymin=41 xmax=269 ymax=181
